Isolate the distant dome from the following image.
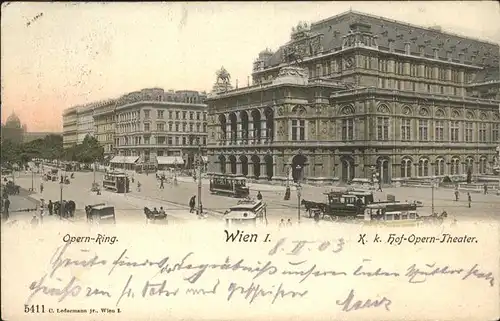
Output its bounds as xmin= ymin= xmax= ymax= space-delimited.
xmin=6 ymin=112 xmax=21 ymax=128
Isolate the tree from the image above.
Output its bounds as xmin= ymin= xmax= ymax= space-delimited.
xmin=1 ymin=139 xmax=22 ymax=165
xmin=74 ymin=135 xmax=104 ymax=164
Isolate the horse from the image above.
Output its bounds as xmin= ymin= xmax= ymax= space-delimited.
xmin=301 ymin=199 xmax=323 ymax=218
xmin=66 ymin=200 xmax=76 ymax=217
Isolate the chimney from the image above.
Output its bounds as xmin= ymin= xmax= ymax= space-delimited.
xmin=458 ymin=53 xmax=464 ymax=63
xmin=404 ymin=42 xmax=411 ymax=55
xmin=388 ymin=39 xmax=395 ymax=52
xmin=433 ymin=48 xmax=439 ymax=59
xmin=446 ymin=50 xmax=452 ymax=61
xmin=419 ymin=45 xmax=425 ymax=57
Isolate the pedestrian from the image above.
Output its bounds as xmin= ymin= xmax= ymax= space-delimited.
xmin=40 ymin=198 xmax=45 ymax=214
xmin=160 ymin=178 xmax=164 ymax=189
xmin=40 ymin=182 xmax=44 ymax=193
xmin=189 ymin=195 xmax=196 ymax=213
xmin=137 ymin=181 xmax=141 ymax=192
xmin=159 ymin=207 xmax=166 ymax=216
xmin=279 ymin=219 xmax=285 ymax=228
xmin=257 ymin=191 xmax=263 ymax=200
xmin=48 ymin=200 xmax=53 ymax=215
xmin=484 ymin=184 xmax=488 ymax=195
xmin=199 ymin=203 xmax=203 ymax=215
xmin=377 ymin=181 xmax=383 ymax=192
xmin=3 ymin=197 xmax=10 ymax=221
xmin=467 ymin=192 xmax=472 ymax=208
xmin=286 ymin=219 xmax=292 ymax=227
xmin=30 ymin=215 xmax=39 ymax=228
xmin=454 ymin=190 xmax=459 ymax=201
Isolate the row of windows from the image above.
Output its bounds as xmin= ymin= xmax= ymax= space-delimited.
xmin=116 ymin=135 xmax=207 ymax=146
xmin=350 ymin=117 xmax=499 ymax=142
xmin=401 ymin=157 xmax=489 ymax=177
xmin=378 ymin=78 xmax=462 ymax=95
xmin=151 ymin=94 xmax=204 ymax=104
xmin=117 ymin=122 xmax=207 ymax=133
xmin=286 ymin=118 xmax=499 ymax=143
xmin=117 ymin=110 xmax=208 ymax=122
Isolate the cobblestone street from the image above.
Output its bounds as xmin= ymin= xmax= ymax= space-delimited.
xmin=9 ymin=170 xmax=500 ymax=226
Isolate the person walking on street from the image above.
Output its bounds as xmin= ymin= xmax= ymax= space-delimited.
xmin=40 ymin=182 xmax=44 ymax=193
xmin=454 ymin=190 xmax=459 ymax=201
xmin=48 ymin=200 xmax=53 ymax=215
xmin=484 ymin=183 xmax=488 ymax=195
xmin=160 ymin=177 xmax=164 ymax=189
xmin=137 ymin=181 xmax=141 ymax=192
xmin=467 ymin=192 xmax=472 ymax=208
xmin=189 ymin=195 xmax=196 ymax=213
xmin=286 ymin=219 xmax=292 ymax=227
xmin=257 ymin=191 xmax=263 ymax=200
xmin=279 ymin=219 xmax=285 ymax=228
xmin=3 ymin=197 xmax=10 ymax=221
xmin=377 ymin=181 xmax=383 ymax=192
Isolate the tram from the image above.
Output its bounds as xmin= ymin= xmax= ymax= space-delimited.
xmin=103 ymin=171 xmax=130 ymax=193
xmin=209 ymin=174 xmax=250 ymax=198
xmin=224 ymin=199 xmax=267 ymax=227
xmin=357 ymin=202 xmax=420 ymax=227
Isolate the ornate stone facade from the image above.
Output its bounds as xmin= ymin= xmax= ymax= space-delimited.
xmin=207 ymin=11 xmax=500 ymax=185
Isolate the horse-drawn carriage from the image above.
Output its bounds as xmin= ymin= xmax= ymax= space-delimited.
xmin=86 ymin=203 xmax=116 ymax=224
xmin=143 ymin=207 xmax=168 ymax=224
xmin=3 ymin=181 xmax=20 ymax=195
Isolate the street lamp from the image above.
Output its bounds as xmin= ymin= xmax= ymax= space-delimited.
xmin=431 ymin=177 xmax=435 ymax=215
xmin=197 ymin=142 xmax=203 ymax=216
xmin=30 ymin=169 xmax=35 ymax=192
xmin=59 ymin=182 xmax=64 ymax=220
xmin=296 ymin=165 xmax=303 ymax=224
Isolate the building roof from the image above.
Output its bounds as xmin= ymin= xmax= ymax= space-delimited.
xmin=263 ymin=10 xmax=499 ymax=69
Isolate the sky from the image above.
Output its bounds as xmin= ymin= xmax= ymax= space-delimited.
xmin=1 ymin=1 xmax=499 ymax=132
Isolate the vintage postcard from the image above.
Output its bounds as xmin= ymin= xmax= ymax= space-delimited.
xmin=1 ymin=2 xmax=499 ymax=320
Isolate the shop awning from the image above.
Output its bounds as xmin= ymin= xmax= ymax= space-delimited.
xmin=110 ymin=156 xmax=139 ymax=164
xmin=156 ymin=156 xmax=184 ymax=165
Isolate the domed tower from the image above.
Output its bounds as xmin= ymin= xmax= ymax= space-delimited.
xmin=5 ymin=111 xmax=21 ymax=128
xmin=253 ymin=48 xmax=274 ymax=72
xmin=2 ymin=111 xmax=24 ymax=143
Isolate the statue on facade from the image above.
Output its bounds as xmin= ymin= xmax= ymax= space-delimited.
xmin=284 ymin=44 xmax=304 ymax=65
xmin=216 ymin=66 xmax=231 ymax=86
xmin=209 ymin=66 xmax=233 ymax=95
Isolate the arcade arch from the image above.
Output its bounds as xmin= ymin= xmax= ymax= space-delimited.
xmin=240 ymin=155 xmax=249 ymax=176
xmin=218 ymin=155 xmax=226 ymax=174
xmin=340 ymin=156 xmax=355 ymax=182
xmin=228 ymin=155 xmax=237 ymax=174
xmin=291 ymin=154 xmax=307 ymax=182
xmin=251 ymin=155 xmax=261 ymax=179
xmin=264 ymin=155 xmax=273 ymax=180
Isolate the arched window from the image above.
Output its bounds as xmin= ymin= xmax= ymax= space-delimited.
xmin=418 ymin=158 xmax=429 ymax=177
xmin=401 ymin=158 xmax=412 ymax=178
xmin=479 ymin=157 xmax=488 ymax=174
xmin=450 ymin=157 xmax=460 ymax=175
xmin=435 ymin=158 xmax=445 ymax=176
xmin=464 ymin=157 xmax=474 ymax=174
